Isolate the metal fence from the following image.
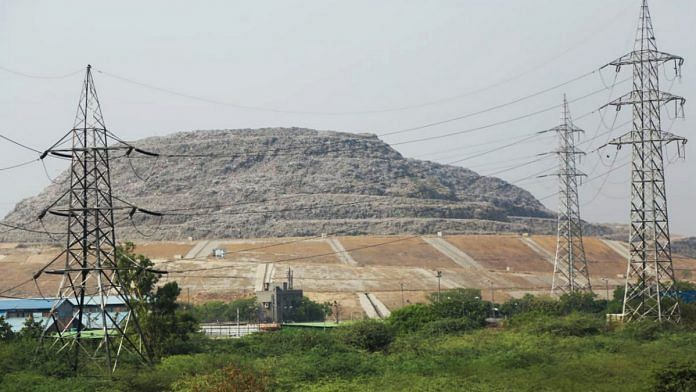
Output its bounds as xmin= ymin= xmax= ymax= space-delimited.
xmin=200 ymin=323 xmax=260 ymax=338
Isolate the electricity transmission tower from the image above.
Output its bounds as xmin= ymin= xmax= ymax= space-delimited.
xmin=601 ymin=0 xmax=687 ymax=322
xmin=34 ymin=65 xmax=152 ymax=373
xmin=541 ymin=95 xmax=591 ymax=295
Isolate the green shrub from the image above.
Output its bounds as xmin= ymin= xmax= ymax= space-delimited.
xmin=340 ymin=320 xmax=394 ymax=352
xmin=429 ymin=289 xmax=489 ymax=326
xmin=500 ymin=294 xmax=560 ymax=317
xmin=421 ymin=318 xmax=478 ymax=336
xmin=172 ymin=363 xmax=269 ymax=392
xmin=0 ymin=316 xmax=13 ymax=341
xmin=386 ymin=304 xmax=437 ymax=334
xmin=653 ymin=361 xmax=696 ymax=392
xmin=617 ymin=320 xmax=664 ymax=341
xmin=558 ymin=292 xmax=607 ymax=314
xmin=525 ymin=313 xmax=605 ymax=337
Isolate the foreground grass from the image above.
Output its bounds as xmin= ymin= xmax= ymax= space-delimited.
xmin=3 ymin=325 xmax=692 ymax=391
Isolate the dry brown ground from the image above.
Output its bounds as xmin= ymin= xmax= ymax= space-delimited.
xmin=339 ymin=236 xmax=458 ymax=268
xmin=532 ymin=235 xmax=627 ymax=277
xmin=218 ymin=239 xmax=340 ymax=264
xmin=446 ymin=235 xmax=550 ymax=272
xmin=133 ymin=242 xmax=195 ymax=259
xmin=3 ymin=235 xmax=696 ymax=317
xmin=0 ymin=246 xmax=62 ymax=298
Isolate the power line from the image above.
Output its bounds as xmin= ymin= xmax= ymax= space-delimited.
xmin=93 ymin=63 xmax=597 ymax=117
xmin=116 ymin=78 xmax=626 ymax=164
xmin=0 ymin=158 xmax=39 ymax=171
xmin=0 ymin=66 xmax=83 ymax=80
xmin=388 ymin=79 xmax=630 ymax=147
xmin=379 ymin=70 xmax=601 ymax=137
xmin=0 ymin=133 xmax=43 ymax=154
xmin=0 ymin=221 xmax=64 ymax=236
xmin=0 ymin=277 xmax=35 ymax=299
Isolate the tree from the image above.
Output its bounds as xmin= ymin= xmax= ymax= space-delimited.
xmin=653 ymin=362 xmax=696 ymax=392
xmin=114 ymin=243 xmax=198 ymax=358
xmin=429 ymin=288 xmax=489 ymax=326
xmin=285 ymin=297 xmax=330 ymax=322
xmin=0 ymin=316 xmax=13 ymax=340
xmin=18 ymin=317 xmax=43 ymax=339
xmin=142 ymin=281 xmax=200 ymax=357
xmin=115 ymin=242 xmax=159 ymax=302
xmin=558 ymin=292 xmax=606 ymax=314
xmin=500 ymin=294 xmax=560 ymax=317
xmin=341 ymin=320 xmax=394 ymax=352
xmin=386 ymin=304 xmax=437 ymax=334
xmin=189 ymin=298 xmax=258 ymax=323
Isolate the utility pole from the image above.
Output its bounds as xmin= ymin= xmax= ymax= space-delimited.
xmin=400 ymin=283 xmax=405 ymax=307
xmin=601 ymin=0 xmax=686 ymax=322
xmin=333 ymin=300 xmax=340 ymax=324
xmin=34 ymin=65 xmax=152 ymax=374
xmin=541 ymin=95 xmax=592 ymax=295
xmin=489 ymin=281 xmax=495 ymax=318
xmin=601 ymin=278 xmax=610 ymax=301
xmin=436 ymin=271 xmax=442 ymax=302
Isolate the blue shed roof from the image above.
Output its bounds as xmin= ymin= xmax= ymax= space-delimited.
xmin=0 ymin=296 xmax=128 ymax=313
xmin=66 ymin=296 xmax=127 ymax=306
xmin=0 ymin=298 xmax=63 ymax=311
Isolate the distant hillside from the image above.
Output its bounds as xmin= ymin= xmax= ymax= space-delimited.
xmin=674 ymin=237 xmax=696 ymax=259
xmin=1 ymin=127 xmax=598 ymax=242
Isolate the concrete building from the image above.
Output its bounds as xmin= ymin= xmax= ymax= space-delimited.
xmin=256 ymin=269 xmax=303 ymax=323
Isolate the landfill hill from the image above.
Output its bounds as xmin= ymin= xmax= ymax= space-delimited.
xmin=0 ymin=127 xmax=597 ymax=242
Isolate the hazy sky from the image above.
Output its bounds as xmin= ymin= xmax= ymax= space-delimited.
xmin=0 ymin=0 xmax=694 ymax=235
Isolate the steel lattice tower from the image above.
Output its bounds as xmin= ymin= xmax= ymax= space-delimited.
xmin=542 ymin=95 xmax=592 ymax=295
xmin=603 ymin=0 xmax=686 ymax=322
xmin=34 ymin=65 xmax=152 ymax=373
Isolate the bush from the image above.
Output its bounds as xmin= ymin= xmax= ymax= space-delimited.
xmin=286 ymin=297 xmax=330 ymax=322
xmin=429 ymin=288 xmax=489 ymax=326
xmin=500 ymin=294 xmax=560 ymax=317
xmin=172 ymin=363 xmax=269 ymax=392
xmin=558 ymin=292 xmax=606 ymax=315
xmin=522 ymin=313 xmax=605 ymax=337
xmin=386 ymin=304 xmax=437 ymax=334
xmin=653 ymin=362 xmax=696 ymax=392
xmin=0 ymin=317 xmax=13 ymax=341
xmin=190 ymin=298 xmax=258 ymax=323
xmin=617 ymin=320 xmax=665 ymax=341
xmin=340 ymin=320 xmax=394 ymax=352
xmin=421 ymin=318 xmax=478 ymax=336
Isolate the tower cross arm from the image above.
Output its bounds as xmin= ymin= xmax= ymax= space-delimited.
xmin=537 ymin=125 xmax=584 ymax=135
xmin=600 ymin=91 xmax=685 ymax=110
xmin=604 ymin=130 xmax=688 ymax=148
xmin=603 ymin=50 xmax=684 ymax=70
xmin=538 ymin=170 xmax=587 ymax=179
xmin=537 ymin=150 xmax=586 ymax=157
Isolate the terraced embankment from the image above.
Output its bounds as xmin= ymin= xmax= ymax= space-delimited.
xmin=2 ymin=234 xmax=695 ymax=318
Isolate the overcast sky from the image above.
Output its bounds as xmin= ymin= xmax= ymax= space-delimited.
xmin=0 ymin=0 xmax=694 ymax=236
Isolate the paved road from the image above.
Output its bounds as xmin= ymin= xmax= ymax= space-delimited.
xmin=519 ymin=237 xmax=555 ymax=264
xmin=326 ymin=238 xmax=358 ymax=266
xmin=422 ymin=236 xmax=482 ymax=269
xmin=357 ymin=292 xmax=380 ymax=319
xmin=184 ymin=240 xmax=210 ymax=259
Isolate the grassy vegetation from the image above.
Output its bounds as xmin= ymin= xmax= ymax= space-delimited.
xmin=2 ymin=288 xmax=696 ymax=391
xmin=2 ymin=247 xmax=695 ymax=391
